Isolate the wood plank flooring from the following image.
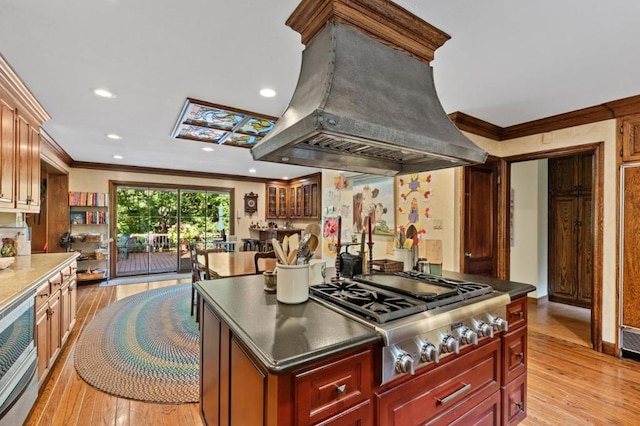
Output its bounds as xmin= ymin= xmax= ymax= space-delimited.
xmin=25 ymin=283 xmax=640 ymax=425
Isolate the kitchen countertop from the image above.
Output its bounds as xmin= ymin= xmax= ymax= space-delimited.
xmin=0 ymin=253 xmax=79 ymax=312
xmin=195 ymin=270 xmax=535 ymax=374
xmin=195 ymin=274 xmax=381 ymax=374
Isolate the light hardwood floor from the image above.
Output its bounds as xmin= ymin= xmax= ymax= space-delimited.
xmin=25 ymin=283 xmax=639 ymax=425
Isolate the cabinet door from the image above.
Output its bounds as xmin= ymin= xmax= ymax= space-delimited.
xmin=48 ymin=291 xmax=62 ymax=364
xmin=622 ymin=114 xmax=640 ymax=162
xmin=201 ymin=302 xmax=221 ymax=425
xmin=0 ymin=97 xmax=15 ymax=208
xmin=622 ymin=165 xmax=640 ymax=328
xmin=68 ymin=278 xmax=77 ymax=330
xmin=577 ymin=195 xmax=593 ymax=305
xmin=267 ymin=186 xmax=277 ymax=218
xmin=289 ymin=186 xmax=296 ymax=217
xmin=15 ymin=114 xmax=39 ymax=210
xmin=549 ymin=156 xmax=578 ymax=196
xmin=35 ymin=305 xmax=49 ymax=381
xmin=60 ymin=283 xmax=70 ymax=345
xmin=548 ymin=197 xmax=578 ymax=303
xmin=230 ymin=337 xmax=265 ymax=425
xmin=278 ymin=187 xmax=287 ymax=217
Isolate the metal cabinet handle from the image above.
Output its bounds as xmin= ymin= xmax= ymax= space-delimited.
xmin=39 ymin=293 xmax=49 ymax=298
xmin=515 ymin=352 xmax=524 ymax=360
xmin=435 ymin=383 xmax=471 ymax=405
xmin=464 ymin=252 xmax=472 ymax=258
xmin=514 ymin=401 xmax=524 ymax=410
xmin=336 ymin=384 xmax=346 ymax=395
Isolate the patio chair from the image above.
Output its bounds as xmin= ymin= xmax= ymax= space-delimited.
xmin=116 ymin=235 xmax=136 ymax=260
xmin=254 ymin=251 xmax=277 ymax=274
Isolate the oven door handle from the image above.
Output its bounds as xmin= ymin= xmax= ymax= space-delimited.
xmin=435 ymin=383 xmax=471 ymax=405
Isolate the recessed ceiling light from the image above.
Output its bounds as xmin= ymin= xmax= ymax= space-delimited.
xmin=202 ymin=146 xmax=214 ymax=152
xmin=281 ymin=157 xmax=289 ymax=162
xmin=113 ymin=155 xmax=123 ymax=159
xmin=94 ymin=88 xmax=116 ymax=98
xmin=249 ymin=168 xmax=256 ymax=174
xmin=106 ymin=133 xmax=122 ymax=140
xmin=282 ymin=176 xmax=289 ymax=180
xmin=259 ymin=88 xmax=276 ymax=98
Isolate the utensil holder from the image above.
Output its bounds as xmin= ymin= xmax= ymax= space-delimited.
xmin=276 ymin=263 xmax=310 ymax=304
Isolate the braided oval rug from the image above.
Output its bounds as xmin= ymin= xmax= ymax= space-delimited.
xmin=74 ymin=284 xmax=200 ymax=403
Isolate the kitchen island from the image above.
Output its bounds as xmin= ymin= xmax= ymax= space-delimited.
xmin=195 ymin=273 xmax=535 ymax=425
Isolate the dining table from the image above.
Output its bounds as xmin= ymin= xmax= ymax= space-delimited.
xmin=201 ymin=251 xmax=263 ymax=277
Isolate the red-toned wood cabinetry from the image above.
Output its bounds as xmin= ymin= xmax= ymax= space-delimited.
xmin=502 ymin=298 xmax=527 ymax=425
xmin=266 ymin=173 xmax=321 ymax=220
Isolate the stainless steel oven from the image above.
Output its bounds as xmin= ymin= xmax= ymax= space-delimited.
xmin=0 ymin=292 xmax=38 ymax=425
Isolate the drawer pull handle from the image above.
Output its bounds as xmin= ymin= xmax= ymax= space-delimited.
xmin=336 ymin=384 xmax=346 ymax=395
xmin=515 ymin=311 xmax=524 ymax=318
xmin=514 ymin=401 xmax=524 ymax=410
xmin=515 ymin=352 xmax=524 ymax=360
xmin=39 ymin=293 xmax=49 ymax=298
xmin=435 ymin=383 xmax=471 ymax=405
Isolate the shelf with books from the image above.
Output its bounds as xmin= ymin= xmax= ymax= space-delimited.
xmin=69 ymin=193 xmax=109 ymax=282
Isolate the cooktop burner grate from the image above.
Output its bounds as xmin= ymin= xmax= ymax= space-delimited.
xmin=310 ymin=281 xmax=426 ymax=323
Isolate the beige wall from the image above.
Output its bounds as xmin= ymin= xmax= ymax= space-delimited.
xmin=69 ymin=168 xmax=267 ymax=242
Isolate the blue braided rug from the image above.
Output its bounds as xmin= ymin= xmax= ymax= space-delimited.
xmin=74 ymin=284 xmax=200 ymax=403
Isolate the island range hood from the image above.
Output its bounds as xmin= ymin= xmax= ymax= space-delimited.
xmin=251 ymin=0 xmax=487 ymax=176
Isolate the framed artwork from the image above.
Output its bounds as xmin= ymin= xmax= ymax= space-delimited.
xmin=244 ymin=192 xmax=258 ymax=214
xmin=351 ymin=175 xmax=394 ymax=235
xmin=70 ymin=211 xmax=86 ymax=225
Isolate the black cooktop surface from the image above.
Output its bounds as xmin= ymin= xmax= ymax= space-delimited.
xmin=354 ymin=273 xmax=459 ymax=300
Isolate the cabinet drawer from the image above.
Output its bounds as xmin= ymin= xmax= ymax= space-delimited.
xmin=316 ymin=400 xmax=372 ymax=426
xmin=295 ymin=348 xmax=372 ymax=425
xmin=61 ymin=261 xmax=77 ymax=281
xmin=49 ymin=272 xmax=63 ymax=290
xmin=502 ymin=372 xmax=527 ymax=425
xmin=502 ymin=326 xmax=527 ymax=385
xmin=35 ymin=282 xmax=50 ymax=311
xmin=428 ymin=391 xmax=500 ymax=426
xmin=377 ymin=339 xmax=500 ymax=426
xmin=507 ymin=298 xmax=527 ymax=330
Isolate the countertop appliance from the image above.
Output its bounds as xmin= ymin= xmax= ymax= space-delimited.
xmin=310 ymin=271 xmax=510 ymax=384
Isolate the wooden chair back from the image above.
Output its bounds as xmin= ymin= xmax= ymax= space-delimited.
xmin=195 ymin=247 xmax=222 ymax=280
xmin=254 ymin=251 xmax=277 ymax=274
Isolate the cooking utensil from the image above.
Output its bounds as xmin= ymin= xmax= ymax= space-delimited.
xmin=287 ymin=248 xmax=298 ymax=265
xmin=289 ymin=233 xmax=299 ymax=252
xmin=308 ymin=234 xmax=318 ymax=254
xmin=303 ymin=223 xmax=321 ymax=237
xmin=272 ymin=238 xmax=288 ymax=265
xmin=282 ymin=235 xmax=289 ymax=255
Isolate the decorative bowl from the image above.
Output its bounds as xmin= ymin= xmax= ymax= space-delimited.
xmin=0 ymin=256 xmax=15 ymax=270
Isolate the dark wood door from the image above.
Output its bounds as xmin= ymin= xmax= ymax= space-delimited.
xmin=548 ymin=154 xmax=593 ymax=308
xmin=463 ymin=160 xmax=499 ymax=277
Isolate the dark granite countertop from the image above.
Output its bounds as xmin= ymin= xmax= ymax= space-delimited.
xmin=195 ymin=274 xmax=381 ymax=374
xmin=440 ymin=270 xmax=536 ymax=299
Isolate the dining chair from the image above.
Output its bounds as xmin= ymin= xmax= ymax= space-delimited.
xmin=254 ymin=251 xmax=277 ymax=274
xmin=191 ymin=246 xmax=222 ymax=321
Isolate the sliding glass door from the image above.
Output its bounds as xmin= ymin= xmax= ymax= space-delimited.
xmin=114 ymin=184 xmax=232 ymax=277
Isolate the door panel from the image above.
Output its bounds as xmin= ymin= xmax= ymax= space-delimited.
xmin=548 ymin=197 xmax=578 ymax=301
xmin=464 ymin=161 xmax=499 ymax=277
xmin=577 ymin=195 xmax=593 ymax=304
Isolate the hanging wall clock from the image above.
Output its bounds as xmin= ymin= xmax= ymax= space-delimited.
xmin=244 ymin=192 xmax=258 ymax=214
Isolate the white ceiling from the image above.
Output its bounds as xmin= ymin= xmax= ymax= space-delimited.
xmin=2 ymin=0 xmax=640 ymax=179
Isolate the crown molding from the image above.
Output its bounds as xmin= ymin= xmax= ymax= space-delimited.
xmin=451 ymin=93 xmax=640 ymax=141
xmin=40 ymin=129 xmax=73 ymax=165
xmin=0 ymin=53 xmax=50 ymax=124
xmin=70 ymin=161 xmax=276 ymax=184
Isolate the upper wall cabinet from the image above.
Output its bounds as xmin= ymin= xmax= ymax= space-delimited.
xmin=622 ymin=113 xmax=640 ymax=162
xmin=0 ymin=56 xmax=49 ymax=213
xmin=266 ymin=173 xmax=321 ymax=220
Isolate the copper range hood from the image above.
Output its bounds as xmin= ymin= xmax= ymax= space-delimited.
xmin=251 ymin=0 xmax=487 ymax=176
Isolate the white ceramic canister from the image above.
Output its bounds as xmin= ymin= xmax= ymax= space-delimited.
xmin=308 ymin=259 xmax=326 ymax=285
xmin=393 ymin=248 xmax=413 ymax=271
xmin=276 ymin=263 xmax=310 ymax=304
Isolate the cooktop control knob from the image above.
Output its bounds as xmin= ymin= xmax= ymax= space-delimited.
xmin=395 ymin=352 xmax=415 ymax=375
xmin=473 ymin=320 xmax=494 ymax=338
xmin=440 ymin=334 xmax=459 ymax=354
xmin=457 ymin=326 xmax=478 ymax=346
xmin=420 ymin=342 xmax=440 ymax=364
xmin=488 ymin=314 xmax=509 ymax=333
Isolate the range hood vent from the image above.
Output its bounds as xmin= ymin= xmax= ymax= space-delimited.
xmin=251 ymin=0 xmax=487 ymax=176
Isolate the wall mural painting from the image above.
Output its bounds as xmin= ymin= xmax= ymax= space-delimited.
xmin=396 ymin=172 xmax=433 ymax=237
xmin=352 ymin=176 xmax=394 ymax=236
xmin=323 ymin=216 xmax=339 ymax=256
xmin=322 ymin=174 xmax=350 ymax=256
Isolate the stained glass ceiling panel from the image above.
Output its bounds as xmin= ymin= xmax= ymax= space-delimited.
xmin=172 ymin=98 xmax=277 ymax=148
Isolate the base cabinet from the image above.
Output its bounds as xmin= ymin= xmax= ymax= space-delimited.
xmin=200 ymin=302 xmax=374 ymax=425
xmin=34 ymin=259 xmax=77 ymax=381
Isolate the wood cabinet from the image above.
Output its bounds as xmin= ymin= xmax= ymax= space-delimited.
xmin=266 ymin=173 xmax=321 ymax=220
xmin=0 ymin=56 xmax=48 ymax=213
xmin=548 ymin=154 xmax=593 ymax=308
xmin=501 ymin=298 xmax=527 ymax=426
xmin=622 ymin=113 xmax=640 ymax=161
xmin=34 ymin=259 xmax=77 ymax=382
xmin=200 ymin=302 xmax=374 ymax=425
